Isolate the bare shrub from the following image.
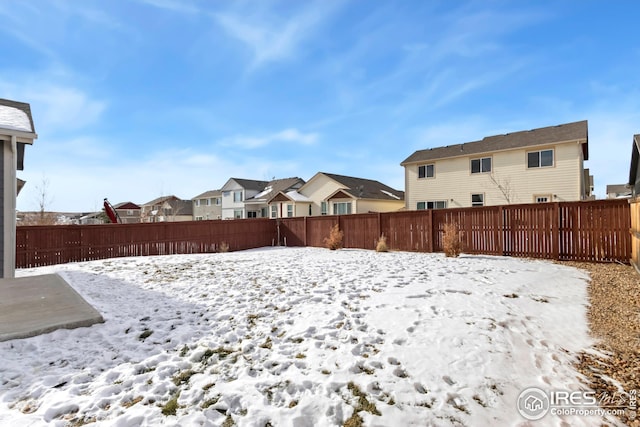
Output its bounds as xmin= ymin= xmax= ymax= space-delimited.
xmin=376 ymin=234 xmax=388 ymax=252
xmin=324 ymin=223 xmax=343 ymax=250
xmin=442 ymin=222 xmax=462 ymax=257
xmin=218 ymin=242 xmax=230 ymax=253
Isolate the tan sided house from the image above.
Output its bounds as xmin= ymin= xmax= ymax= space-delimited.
xmin=192 ymin=190 xmax=222 ymax=220
xmin=270 ymin=172 xmax=404 ymax=217
xmin=401 ymin=120 xmax=592 ymax=209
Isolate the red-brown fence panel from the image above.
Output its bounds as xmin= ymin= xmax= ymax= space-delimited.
xmin=432 ymin=207 xmax=503 ymax=255
xmin=340 ymin=213 xmax=380 ymax=250
xmin=380 ymin=210 xmax=433 ymax=252
xmin=559 ymin=200 xmax=630 ymax=262
xmin=502 ymin=203 xmax=558 ymax=259
xmin=278 ymin=218 xmax=306 ymax=247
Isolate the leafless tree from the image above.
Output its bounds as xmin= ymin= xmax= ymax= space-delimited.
xmin=488 ymin=172 xmax=515 ymax=204
xmin=18 ymin=176 xmax=57 ymax=225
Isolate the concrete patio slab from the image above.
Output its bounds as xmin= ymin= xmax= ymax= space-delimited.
xmin=0 ymin=274 xmax=104 ymax=342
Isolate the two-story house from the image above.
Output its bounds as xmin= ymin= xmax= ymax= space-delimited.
xmin=220 ymin=178 xmax=269 ymax=219
xmin=114 ymin=202 xmax=141 ymax=223
xmin=192 ymin=190 xmax=222 ymax=220
xmin=269 ymin=172 xmax=404 ymax=217
xmin=401 ymin=120 xmax=592 ymax=209
xmin=140 ymin=195 xmax=193 ymax=222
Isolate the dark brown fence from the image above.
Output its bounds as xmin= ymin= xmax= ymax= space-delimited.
xmin=280 ymin=199 xmax=631 ymax=263
xmin=16 ymin=200 xmax=631 ymax=268
xmin=16 ymin=219 xmax=277 ymax=268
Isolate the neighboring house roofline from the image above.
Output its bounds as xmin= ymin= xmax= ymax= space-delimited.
xmin=221 ymin=178 xmax=269 ymax=192
xmin=300 ymin=172 xmax=404 ymax=201
xmin=114 ymin=202 xmax=141 ymax=209
xmin=192 ymin=189 xmax=222 ymax=200
xmin=401 ymin=120 xmax=588 ymax=166
xmin=245 ymin=177 xmax=306 ymax=204
xmin=270 ymin=190 xmax=312 ymax=203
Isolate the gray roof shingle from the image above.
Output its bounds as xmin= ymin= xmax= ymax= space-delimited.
xmin=401 ymin=120 xmax=588 ymax=165
xmin=322 ymin=172 xmax=404 ymax=201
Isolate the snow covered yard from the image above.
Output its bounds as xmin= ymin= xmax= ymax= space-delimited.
xmin=0 ymin=247 xmax=605 ymax=426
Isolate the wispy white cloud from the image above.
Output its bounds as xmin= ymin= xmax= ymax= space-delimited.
xmin=27 ymin=85 xmax=106 ymax=133
xmin=137 ymin=0 xmax=200 ymax=14
xmin=215 ymin=1 xmax=340 ymax=69
xmin=0 ymin=77 xmax=107 ymax=133
xmin=221 ymin=128 xmax=318 ymax=149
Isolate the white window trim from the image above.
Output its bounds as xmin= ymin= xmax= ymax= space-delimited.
xmin=418 ymin=164 xmax=435 ymax=179
xmin=471 ymin=193 xmax=484 ymax=207
xmin=534 ymin=194 xmax=552 ymax=203
xmin=471 ymin=157 xmax=492 ymax=174
xmin=527 ymin=149 xmax=554 ymax=168
xmin=417 ymin=200 xmax=447 ymax=210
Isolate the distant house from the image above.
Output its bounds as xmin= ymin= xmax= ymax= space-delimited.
xmin=606 ymin=184 xmax=631 ymax=199
xmin=245 ymin=177 xmax=305 ymax=218
xmin=140 ymin=195 xmax=193 ymax=222
xmin=192 ymin=190 xmax=222 ymax=220
xmin=628 ymin=134 xmax=640 ymax=197
xmin=272 ymin=172 xmax=404 ymax=218
xmin=401 ymin=120 xmax=592 ymax=209
xmin=0 ymin=99 xmax=37 ymax=278
xmin=220 ymin=178 xmax=269 ymax=219
xmin=114 ymin=202 xmax=141 ymax=223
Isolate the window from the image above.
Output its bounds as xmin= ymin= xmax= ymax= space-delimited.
xmin=127 ymin=210 xmax=134 ymax=216
xmin=234 ymin=209 xmax=243 ymax=219
xmin=287 ymin=204 xmax=294 ymax=217
xmin=206 ymin=198 xmax=212 ymax=206
xmin=534 ymin=195 xmax=551 ymax=203
xmin=233 ymin=191 xmax=243 ymax=202
xmin=261 ymin=207 xmax=268 ymax=217
xmin=471 ymin=157 xmax=492 ymax=174
xmin=195 ymin=199 xmax=201 ymax=207
xmin=308 ymin=205 xmax=312 ymax=216
xmin=247 ymin=211 xmax=257 ymax=218
xmin=271 ymin=205 xmax=277 ymax=218
xmin=418 ymin=164 xmax=435 ymax=179
xmin=321 ymin=201 xmax=328 ymax=215
xmin=333 ymin=202 xmax=352 ymax=215
xmin=528 ymin=149 xmax=554 ymax=168
xmin=471 ymin=194 xmax=484 ymax=207
xmin=195 ymin=216 xmax=203 ymax=221
xmin=417 ymin=200 xmax=447 ymax=210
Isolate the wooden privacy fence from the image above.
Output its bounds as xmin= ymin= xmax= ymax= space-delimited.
xmin=279 ymin=199 xmax=631 ymax=263
xmin=630 ymin=198 xmax=640 ymax=271
xmin=16 ymin=219 xmax=276 ymax=268
xmin=16 ymin=199 xmax=631 ymax=268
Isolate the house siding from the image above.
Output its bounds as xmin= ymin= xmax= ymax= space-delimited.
xmin=405 ymin=142 xmax=585 ymax=209
xmin=300 ymin=176 xmax=342 ymax=216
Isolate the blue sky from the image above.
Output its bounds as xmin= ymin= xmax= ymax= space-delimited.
xmin=2 ymin=0 xmax=639 ymax=212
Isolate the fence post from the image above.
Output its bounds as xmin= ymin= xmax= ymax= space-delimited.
xmin=428 ymin=209 xmax=434 ymax=253
xmin=552 ymin=202 xmax=560 ymax=260
xmin=496 ymin=206 xmax=502 ymax=256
